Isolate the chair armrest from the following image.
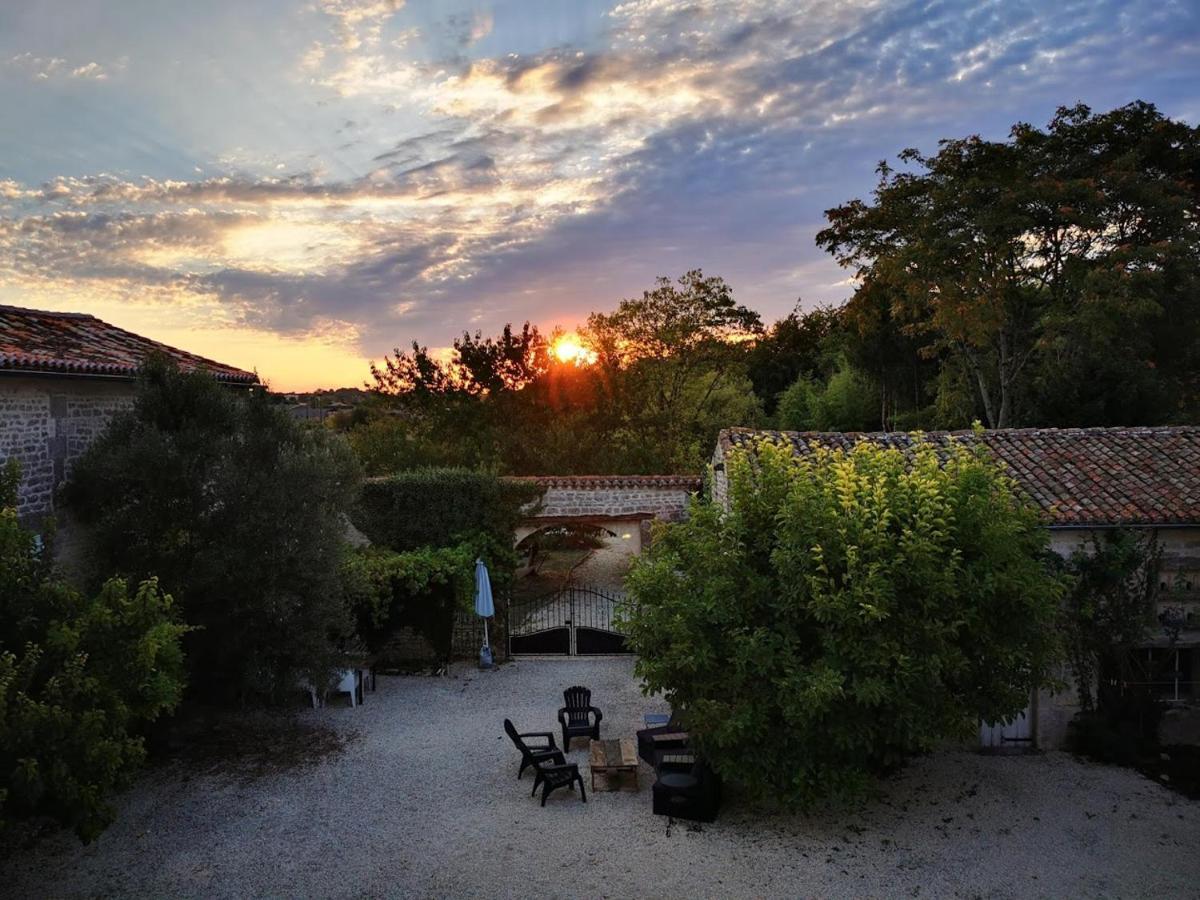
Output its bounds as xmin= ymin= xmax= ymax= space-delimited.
xmin=520 ymin=731 xmax=557 ymax=746
xmin=650 ymin=731 xmax=689 ymax=743
xmin=537 ymin=762 xmax=579 ymax=775
xmin=588 ymin=706 xmax=603 ymax=724
xmin=532 ymin=748 xmax=566 ymax=763
xmin=556 ymin=708 xmax=569 ymax=726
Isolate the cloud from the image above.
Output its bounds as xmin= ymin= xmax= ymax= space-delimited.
xmin=4 ymin=52 xmax=116 ymax=81
xmin=317 ymin=0 xmax=406 ymax=50
xmin=1 ymin=0 xmax=1197 ymax=367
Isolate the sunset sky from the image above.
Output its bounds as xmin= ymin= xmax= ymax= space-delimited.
xmin=1 ymin=1 xmax=1197 ymax=391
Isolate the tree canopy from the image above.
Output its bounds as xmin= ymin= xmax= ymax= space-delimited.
xmin=818 ymin=102 xmax=1200 ymax=427
xmin=63 ymin=357 xmax=361 ymax=703
xmin=339 ymin=102 xmax=1198 ymax=477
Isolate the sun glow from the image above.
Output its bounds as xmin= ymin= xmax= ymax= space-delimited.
xmin=553 ymin=334 xmax=595 ymax=365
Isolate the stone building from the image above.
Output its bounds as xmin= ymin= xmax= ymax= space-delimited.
xmin=0 ymin=305 xmax=257 ymax=524
xmin=508 ymin=473 xmax=702 ymax=552
xmin=711 ymin=426 xmax=1200 ymax=749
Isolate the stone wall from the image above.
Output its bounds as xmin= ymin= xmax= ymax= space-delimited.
xmin=0 ymin=375 xmax=135 ymax=523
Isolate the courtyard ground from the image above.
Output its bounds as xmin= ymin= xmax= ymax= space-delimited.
xmin=5 ymin=657 xmax=1199 ymax=899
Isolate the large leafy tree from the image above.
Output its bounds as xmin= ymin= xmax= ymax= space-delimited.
xmin=818 ymin=102 xmax=1200 ymax=427
xmin=1 ymin=462 xmax=186 ymax=842
xmin=582 ymin=270 xmax=764 ymax=470
xmin=366 ymin=323 xmax=555 ymax=472
xmin=63 ymin=357 xmax=361 ymax=703
xmin=624 ymin=435 xmax=1064 ymax=805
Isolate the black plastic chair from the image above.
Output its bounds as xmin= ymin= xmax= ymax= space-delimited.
xmin=530 ymin=755 xmax=587 ymax=806
xmin=558 ymin=685 xmax=603 ymax=749
xmin=504 ymin=718 xmax=564 ymax=780
xmin=637 ymin=712 xmax=688 ymax=766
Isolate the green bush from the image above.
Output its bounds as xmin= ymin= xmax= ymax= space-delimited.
xmin=62 ymin=357 xmax=361 ymax=703
xmin=623 ymin=433 xmax=1064 ymax=806
xmin=1 ymin=461 xmax=187 ymax=842
xmin=340 ymin=545 xmax=474 ymax=660
xmin=354 ymin=468 xmax=541 ymax=590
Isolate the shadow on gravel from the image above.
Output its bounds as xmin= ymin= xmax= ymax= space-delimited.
xmin=153 ymin=709 xmax=356 ymax=782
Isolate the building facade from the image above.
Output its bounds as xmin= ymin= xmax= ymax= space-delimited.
xmin=0 ymin=305 xmax=257 ymax=523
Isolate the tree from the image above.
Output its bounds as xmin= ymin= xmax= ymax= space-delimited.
xmin=745 ymin=305 xmax=845 ymax=416
xmin=777 ymin=358 xmax=878 ymax=432
xmin=818 ymin=102 xmax=1200 ymax=427
xmin=1 ymin=461 xmax=187 ymax=841
xmin=623 ymin=434 xmax=1064 ymax=806
xmin=63 ymin=357 xmax=361 ymax=703
xmin=1059 ymin=530 xmax=1161 ymax=713
xmin=582 ymin=270 xmax=764 ymax=470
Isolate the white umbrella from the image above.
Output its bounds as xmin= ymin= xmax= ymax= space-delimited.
xmin=474 ymin=558 xmax=495 ymax=655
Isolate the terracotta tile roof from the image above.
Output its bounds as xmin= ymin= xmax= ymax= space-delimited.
xmin=717 ymin=427 xmax=1200 ymax=527
xmin=507 ymin=474 xmax=703 ymax=491
xmin=0 ymin=305 xmax=257 ymax=384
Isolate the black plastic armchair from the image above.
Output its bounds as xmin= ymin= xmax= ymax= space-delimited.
xmin=637 ymin=712 xmax=688 ymax=766
xmin=557 ymin=685 xmax=603 ymax=749
xmin=652 ymin=754 xmax=721 ymax=823
xmin=504 ymin=718 xmax=564 ymax=780
xmin=530 ymin=756 xmax=587 ymax=806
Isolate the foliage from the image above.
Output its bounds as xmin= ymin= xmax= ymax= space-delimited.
xmin=346 ymin=102 xmax=1200 ymax=481
xmin=354 ymin=270 xmax=764 ymax=475
xmin=1058 ymin=530 xmax=1161 ymax=712
xmin=582 ymin=270 xmax=763 ymax=471
xmin=623 ymin=434 xmax=1064 ymax=806
xmin=62 ymin=356 xmax=361 ymax=703
xmin=776 ymin=358 xmax=878 ymax=432
xmin=818 ymin=101 xmax=1200 ymax=428
xmin=0 ymin=461 xmax=187 ymax=842
xmin=746 ymin=304 xmax=846 ymax=416
xmin=340 ymin=545 xmax=474 ymax=661
xmin=353 ymin=468 xmax=541 ymax=592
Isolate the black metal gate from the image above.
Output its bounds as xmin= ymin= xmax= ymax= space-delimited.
xmin=508 ymin=586 xmax=632 ymax=656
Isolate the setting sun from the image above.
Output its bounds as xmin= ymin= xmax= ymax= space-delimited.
xmin=553 ymin=334 xmax=596 ymax=365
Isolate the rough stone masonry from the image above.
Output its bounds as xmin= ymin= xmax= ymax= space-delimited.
xmin=0 ymin=375 xmax=135 ymax=523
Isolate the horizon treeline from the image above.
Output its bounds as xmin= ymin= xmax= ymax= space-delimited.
xmin=328 ymin=101 xmax=1199 ymax=476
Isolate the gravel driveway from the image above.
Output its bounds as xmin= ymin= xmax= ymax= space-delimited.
xmin=6 ymin=657 xmax=1198 ymax=899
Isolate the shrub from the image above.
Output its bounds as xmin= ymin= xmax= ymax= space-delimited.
xmin=354 ymin=468 xmax=541 ymax=592
xmin=0 ymin=461 xmax=187 ymax=842
xmin=623 ymin=433 xmax=1064 ymax=806
xmin=1058 ymin=529 xmax=1160 ymax=712
xmin=340 ymin=545 xmax=475 ymax=661
xmin=62 ymin=357 xmax=361 ymax=703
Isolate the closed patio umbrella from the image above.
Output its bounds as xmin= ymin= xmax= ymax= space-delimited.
xmin=475 ymin=558 xmax=495 ymax=668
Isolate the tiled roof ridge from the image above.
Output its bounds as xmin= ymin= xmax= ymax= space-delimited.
xmin=719 ymin=424 xmax=1199 ymax=444
xmin=506 ymin=474 xmax=702 ymax=488
xmin=0 ymin=305 xmax=258 ymax=384
xmin=716 ymin=426 xmax=1200 ymax=527
xmin=0 ymin=304 xmax=94 ymax=319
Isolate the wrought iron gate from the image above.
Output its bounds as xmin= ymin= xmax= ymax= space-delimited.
xmin=508 ymin=586 xmax=632 ymax=656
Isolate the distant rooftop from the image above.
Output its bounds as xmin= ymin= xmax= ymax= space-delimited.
xmin=0 ymin=305 xmax=257 ymax=384
xmin=717 ymin=426 xmax=1200 ymax=528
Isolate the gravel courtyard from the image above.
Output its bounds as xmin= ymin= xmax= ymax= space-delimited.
xmin=7 ymin=657 xmax=1199 ymax=899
